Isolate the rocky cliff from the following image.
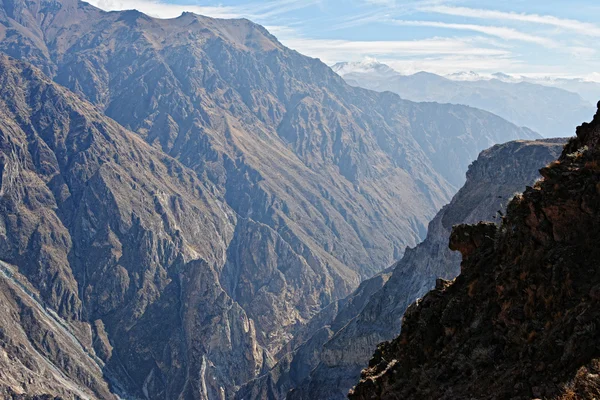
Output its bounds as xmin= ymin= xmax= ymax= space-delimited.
xmin=238 ymin=139 xmax=564 ymax=399
xmin=0 ymin=54 xmax=266 ymax=399
xmin=350 ymin=106 xmax=600 ymax=399
xmin=0 ymin=260 xmax=114 ymax=399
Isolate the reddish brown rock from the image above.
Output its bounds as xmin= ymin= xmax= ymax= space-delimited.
xmin=350 ymin=105 xmax=600 ymax=399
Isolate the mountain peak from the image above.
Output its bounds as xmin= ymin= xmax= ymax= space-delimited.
xmin=331 ymin=58 xmax=398 ymax=77
xmin=445 ymin=70 xmax=488 ymax=81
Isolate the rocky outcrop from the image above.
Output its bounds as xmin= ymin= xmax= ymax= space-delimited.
xmin=350 ymin=106 xmax=600 ymax=399
xmin=238 ymin=139 xmax=564 ymax=399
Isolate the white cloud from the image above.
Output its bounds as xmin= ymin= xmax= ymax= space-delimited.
xmin=390 ymin=20 xmax=556 ymax=47
xmin=363 ymin=0 xmax=396 ymax=5
xmin=278 ymin=36 xmax=510 ymax=64
xmin=584 ymin=72 xmax=600 ymax=83
xmin=86 ymin=0 xmax=318 ymax=20
xmin=242 ymin=0 xmax=321 ymax=19
xmin=424 ymin=6 xmax=600 ymax=37
xmin=86 ymin=0 xmax=240 ymax=19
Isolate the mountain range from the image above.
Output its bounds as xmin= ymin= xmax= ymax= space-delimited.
xmin=447 ymin=71 xmax=600 ymax=105
xmin=333 ymin=60 xmax=597 ymax=139
xmin=0 ymin=0 xmax=567 ymax=398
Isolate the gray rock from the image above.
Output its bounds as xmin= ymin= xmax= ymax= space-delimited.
xmin=248 ymin=139 xmax=565 ymax=400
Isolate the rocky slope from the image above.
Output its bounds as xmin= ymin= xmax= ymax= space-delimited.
xmin=0 ymin=54 xmax=268 ymax=399
xmin=0 ymin=260 xmax=114 ymax=399
xmin=350 ymin=106 xmax=600 ymax=399
xmin=238 ymin=139 xmax=564 ymax=399
xmin=333 ymin=61 xmax=594 ymax=138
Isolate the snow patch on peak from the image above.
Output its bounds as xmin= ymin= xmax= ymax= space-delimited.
xmin=331 ymin=58 xmax=398 ymax=77
xmin=445 ymin=71 xmax=489 ymax=81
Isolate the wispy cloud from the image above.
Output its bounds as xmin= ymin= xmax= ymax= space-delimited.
xmin=362 ymin=0 xmax=396 ymax=6
xmin=280 ymin=36 xmax=510 ymax=64
xmin=425 ymin=5 xmax=600 ymax=37
xmin=390 ymin=20 xmax=556 ymax=47
xmin=328 ymin=11 xmax=389 ymax=30
xmin=87 ymin=0 xmax=240 ymax=19
xmin=242 ymin=0 xmax=321 ymax=20
xmin=86 ymin=0 xmax=318 ymax=20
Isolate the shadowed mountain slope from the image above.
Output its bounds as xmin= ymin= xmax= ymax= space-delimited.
xmin=238 ymin=139 xmax=564 ymax=400
xmin=350 ymin=105 xmax=600 ymax=399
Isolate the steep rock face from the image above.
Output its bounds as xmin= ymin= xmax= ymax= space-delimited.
xmin=0 ymin=55 xmax=267 ymax=399
xmin=238 ymin=139 xmax=564 ymax=399
xmin=236 ymin=270 xmax=392 ymax=400
xmin=0 ymin=3 xmax=539 ymax=356
xmin=350 ymin=106 xmax=600 ymax=399
xmin=0 ymin=261 xmax=114 ymax=399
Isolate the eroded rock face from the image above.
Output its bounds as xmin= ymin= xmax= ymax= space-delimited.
xmin=0 ymin=55 xmax=267 ymax=399
xmin=350 ymin=106 xmax=600 ymax=399
xmin=0 ymin=261 xmax=114 ymax=399
xmin=238 ymin=139 xmax=564 ymax=400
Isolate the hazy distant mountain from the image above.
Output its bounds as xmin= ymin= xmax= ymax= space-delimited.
xmin=446 ymin=71 xmax=600 ymax=105
xmin=0 ymin=0 xmax=538 ymax=397
xmin=536 ymin=78 xmax=600 ymax=105
xmin=335 ymin=61 xmax=596 ymax=138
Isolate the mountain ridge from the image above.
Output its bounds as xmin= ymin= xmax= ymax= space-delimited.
xmin=334 ymin=60 xmax=595 ymax=138
xmin=350 ymin=105 xmax=600 ymax=399
xmin=237 ymin=138 xmax=565 ymax=400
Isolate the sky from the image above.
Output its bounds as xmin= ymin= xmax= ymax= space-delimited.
xmin=86 ymin=0 xmax=600 ymax=80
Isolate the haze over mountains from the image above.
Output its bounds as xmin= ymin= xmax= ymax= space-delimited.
xmin=333 ymin=59 xmax=598 ymax=139
xmin=447 ymin=71 xmax=600 ymax=106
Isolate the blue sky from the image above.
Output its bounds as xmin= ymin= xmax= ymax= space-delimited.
xmin=87 ymin=0 xmax=600 ymax=79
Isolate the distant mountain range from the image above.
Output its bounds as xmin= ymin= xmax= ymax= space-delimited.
xmin=333 ymin=60 xmax=599 ymax=138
